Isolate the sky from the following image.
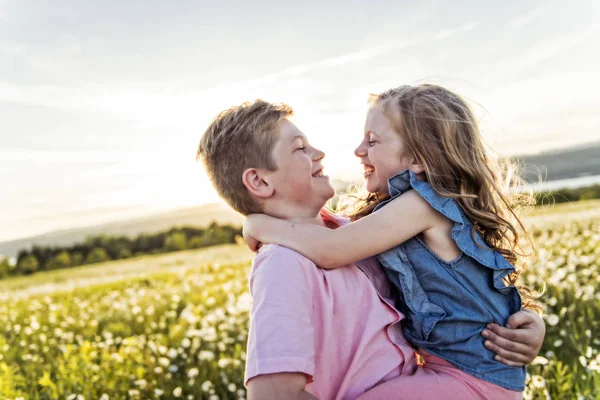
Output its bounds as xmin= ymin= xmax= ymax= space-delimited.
xmin=1 ymin=0 xmax=599 ymax=242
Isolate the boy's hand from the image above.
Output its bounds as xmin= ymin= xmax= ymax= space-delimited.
xmin=243 ymin=215 xmax=262 ymax=252
xmin=481 ymin=309 xmax=546 ymax=367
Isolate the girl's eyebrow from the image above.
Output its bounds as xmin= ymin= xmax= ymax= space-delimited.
xmin=365 ymin=130 xmax=380 ymax=138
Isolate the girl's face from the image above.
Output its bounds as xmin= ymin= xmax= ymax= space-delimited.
xmin=354 ymin=105 xmax=417 ymax=194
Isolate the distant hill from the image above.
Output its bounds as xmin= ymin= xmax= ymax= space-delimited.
xmin=519 ymin=141 xmax=600 ymax=182
xmin=1 ymin=141 xmax=598 ymax=258
xmin=0 ymin=203 xmax=243 ymax=258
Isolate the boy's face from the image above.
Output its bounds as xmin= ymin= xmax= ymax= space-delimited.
xmin=264 ymin=119 xmax=335 ymax=213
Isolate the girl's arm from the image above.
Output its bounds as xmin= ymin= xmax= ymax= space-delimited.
xmin=243 ymin=190 xmax=437 ymax=269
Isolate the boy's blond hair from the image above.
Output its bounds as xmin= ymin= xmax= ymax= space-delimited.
xmin=197 ymin=100 xmax=293 ymax=215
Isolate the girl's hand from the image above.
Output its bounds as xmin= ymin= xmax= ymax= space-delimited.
xmin=481 ymin=309 xmax=546 ymax=367
xmin=243 ymin=214 xmax=264 ymax=252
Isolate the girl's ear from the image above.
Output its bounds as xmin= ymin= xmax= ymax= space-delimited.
xmin=242 ymin=168 xmax=274 ymax=199
xmin=406 ymin=151 xmax=425 ymax=176
xmin=409 ymin=160 xmax=425 ymax=175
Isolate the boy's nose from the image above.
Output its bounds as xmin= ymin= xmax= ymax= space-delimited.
xmin=313 ymin=148 xmax=325 ymax=161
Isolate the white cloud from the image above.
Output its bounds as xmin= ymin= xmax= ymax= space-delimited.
xmin=508 ymin=5 xmax=543 ymax=28
xmin=434 ymin=21 xmax=480 ymax=39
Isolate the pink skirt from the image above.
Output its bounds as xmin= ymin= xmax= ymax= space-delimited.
xmin=354 ymin=350 xmax=523 ymax=400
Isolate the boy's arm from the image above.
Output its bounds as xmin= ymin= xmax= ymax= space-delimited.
xmin=482 ymin=309 xmax=546 ymax=366
xmin=247 ymin=373 xmax=318 ymax=400
xmin=244 ymin=246 xmax=317 ymax=392
xmin=244 ymin=190 xmax=435 ymax=269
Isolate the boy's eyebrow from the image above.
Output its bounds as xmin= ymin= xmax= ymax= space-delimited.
xmin=290 ymin=134 xmax=305 ymax=143
xmin=365 ymin=130 xmax=380 ymax=137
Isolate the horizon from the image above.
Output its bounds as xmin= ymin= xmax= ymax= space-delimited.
xmin=1 ymin=0 xmax=599 ymax=242
xmin=2 ymin=139 xmax=599 ymax=245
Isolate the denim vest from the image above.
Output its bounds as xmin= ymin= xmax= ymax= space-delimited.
xmin=374 ymin=170 xmax=525 ymax=391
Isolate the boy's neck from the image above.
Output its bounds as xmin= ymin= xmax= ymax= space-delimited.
xmin=263 ymin=201 xmax=328 ymax=227
xmin=286 ymin=214 xmax=327 ymax=227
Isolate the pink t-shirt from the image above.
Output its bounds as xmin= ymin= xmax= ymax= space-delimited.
xmin=244 ymin=209 xmax=418 ymax=400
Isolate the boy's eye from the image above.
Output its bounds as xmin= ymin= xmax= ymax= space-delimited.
xmin=368 ymin=140 xmax=376 ymax=146
xmin=296 ymin=146 xmax=307 ymax=152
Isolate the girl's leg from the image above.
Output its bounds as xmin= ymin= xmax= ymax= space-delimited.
xmin=356 ymin=355 xmax=523 ymax=400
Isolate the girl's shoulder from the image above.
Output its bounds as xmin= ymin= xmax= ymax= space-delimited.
xmin=375 ymin=169 xmax=467 ymax=227
xmin=378 ymin=171 xmax=518 ymax=296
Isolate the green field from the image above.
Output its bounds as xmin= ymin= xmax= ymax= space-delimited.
xmin=1 ymin=201 xmax=599 ymax=399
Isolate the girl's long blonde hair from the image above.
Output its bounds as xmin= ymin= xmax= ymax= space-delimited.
xmin=340 ymin=84 xmax=541 ymax=312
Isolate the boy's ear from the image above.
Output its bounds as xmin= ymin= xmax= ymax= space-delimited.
xmin=242 ymin=168 xmax=274 ymax=199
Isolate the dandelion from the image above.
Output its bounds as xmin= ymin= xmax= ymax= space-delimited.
xmin=159 ymin=357 xmax=170 ymax=367
xmin=201 ymin=380 xmax=213 ymax=392
xmin=99 ymin=395 xmax=109 ymax=400
xmin=173 ymin=387 xmax=183 ymax=397
xmin=134 ymin=379 xmax=147 ymax=389
xmin=532 ymin=356 xmax=549 ymax=365
xmin=188 ymin=367 xmax=199 ymax=378
xmin=546 ymin=314 xmax=559 ymax=326
xmin=553 ymin=339 xmax=563 ymax=348
xmin=31 ymin=318 xmax=40 ymax=330
xmin=531 ymin=375 xmax=545 ymax=389
xmin=168 ymin=348 xmax=178 ymax=359
xmin=218 ymin=358 xmax=229 ymax=368
xmin=199 ymin=350 xmax=215 ymax=361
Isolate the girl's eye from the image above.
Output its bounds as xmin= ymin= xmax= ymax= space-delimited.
xmin=368 ymin=140 xmax=376 ymax=146
xmin=297 ymin=146 xmax=307 ymax=152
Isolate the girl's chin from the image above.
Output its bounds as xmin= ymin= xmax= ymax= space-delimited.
xmin=365 ymin=180 xmax=379 ymax=194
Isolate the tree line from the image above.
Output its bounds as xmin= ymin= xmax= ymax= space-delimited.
xmin=536 ymin=184 xmax=600 ymax=205
xmin=0 ymin=222 xmax=242 ymax=279
xmin=2 ymin=185 xmax=598 ymax=280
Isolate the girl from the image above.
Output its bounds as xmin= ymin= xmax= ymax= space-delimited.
xmin=243 ymin=84 xmax=542 ymax=398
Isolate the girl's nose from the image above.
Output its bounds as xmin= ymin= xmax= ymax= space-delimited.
xmin=354 ymin=141 xmax=367 ymax=158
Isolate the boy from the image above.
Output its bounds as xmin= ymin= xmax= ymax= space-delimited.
xmin=197 ymin=100 xmax=544 ymax=400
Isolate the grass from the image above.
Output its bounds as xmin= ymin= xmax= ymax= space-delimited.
xmin=1 ymin=203 xmax=599 ymax=399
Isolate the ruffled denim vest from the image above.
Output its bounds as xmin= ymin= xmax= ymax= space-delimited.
xmin=374 ymin=170 xmax=526 ymax=391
